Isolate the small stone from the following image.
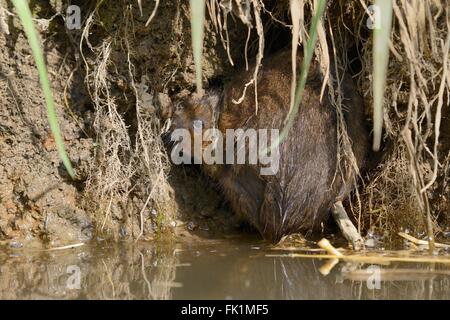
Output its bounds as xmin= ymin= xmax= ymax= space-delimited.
xmin=9 ymin=241 xmax=23 ymax=249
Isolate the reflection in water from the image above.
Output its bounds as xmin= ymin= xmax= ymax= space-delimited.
xmin=0 ymin=239 xmax=450 ymax=299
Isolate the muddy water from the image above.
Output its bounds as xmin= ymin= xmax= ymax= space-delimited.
xmin=0 ymin=238 xmax=450 ymax=300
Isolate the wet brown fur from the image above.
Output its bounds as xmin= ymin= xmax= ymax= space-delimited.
xmin=168 ymin=49 xmax=369 ymax=243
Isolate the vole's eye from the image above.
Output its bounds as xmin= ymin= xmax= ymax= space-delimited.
xmin=174 ymin=101 xmax=184 ymax=112
xmin=192 ymin=120 xmax=203 ymax=130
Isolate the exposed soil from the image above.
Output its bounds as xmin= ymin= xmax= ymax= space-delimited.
xmin=0 ymin=12 xmax=94 ymax=247
xmin=0 ymin=0 xmax=250 ymax=247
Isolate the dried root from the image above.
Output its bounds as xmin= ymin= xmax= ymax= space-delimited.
xmin=80 ymin=4 xmax=174 ymax=240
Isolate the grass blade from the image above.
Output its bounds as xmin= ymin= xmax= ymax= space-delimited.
xmin=372 ymin=0 xmax=392 ymax=151
xmin=189 ymin=0 xmax=206 ymax=95
xmin=11 ymin=0 xmax=75 ymax=178
xmin=268 ymin=0 xmax=327 ymax=152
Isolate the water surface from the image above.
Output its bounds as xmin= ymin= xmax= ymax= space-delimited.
xmin=1 ymin=238 xmax=449 ymax=299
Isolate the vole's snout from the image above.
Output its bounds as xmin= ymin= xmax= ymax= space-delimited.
xmin=161 ymin=130 xmax=172 ymax=146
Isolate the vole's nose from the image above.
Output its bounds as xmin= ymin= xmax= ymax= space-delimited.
xmin=161 ymin=131 xmax=170 ymax=144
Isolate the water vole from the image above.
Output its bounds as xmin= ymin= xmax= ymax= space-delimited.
xmin=166 ymin=49 xmax=369 ymax=245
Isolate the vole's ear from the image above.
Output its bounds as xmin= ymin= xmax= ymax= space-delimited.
xmin=174 ymin=100 xmax=185 ymax=113
xmin=168 ymin=100 xmax=188 ymax=118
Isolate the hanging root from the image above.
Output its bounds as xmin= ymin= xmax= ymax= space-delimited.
xmin=72 ymin=0 xmax=449 ymax=243
xmin=79 ymin=4 xmax=173 ymax=240
xmin=215 ymin=0 xmax=265 ymax=113
xmin=358 ymin=0 xmax=450 ymax=239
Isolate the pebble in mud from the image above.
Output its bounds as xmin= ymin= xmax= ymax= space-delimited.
xmin=9 ymin=241 xmax=23 ymax=249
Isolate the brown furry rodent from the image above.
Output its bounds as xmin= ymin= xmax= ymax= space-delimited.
xmin=166 ymin=49 xmax=369 ymax=243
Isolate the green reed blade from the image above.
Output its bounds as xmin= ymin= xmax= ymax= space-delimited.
xmin=11 ymin=0 xmax=75 ymax=178
xmin=189 ymin=0 xmax=206 ymax=95
xmin=372 ymin=0 xmax=392 ymax=151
